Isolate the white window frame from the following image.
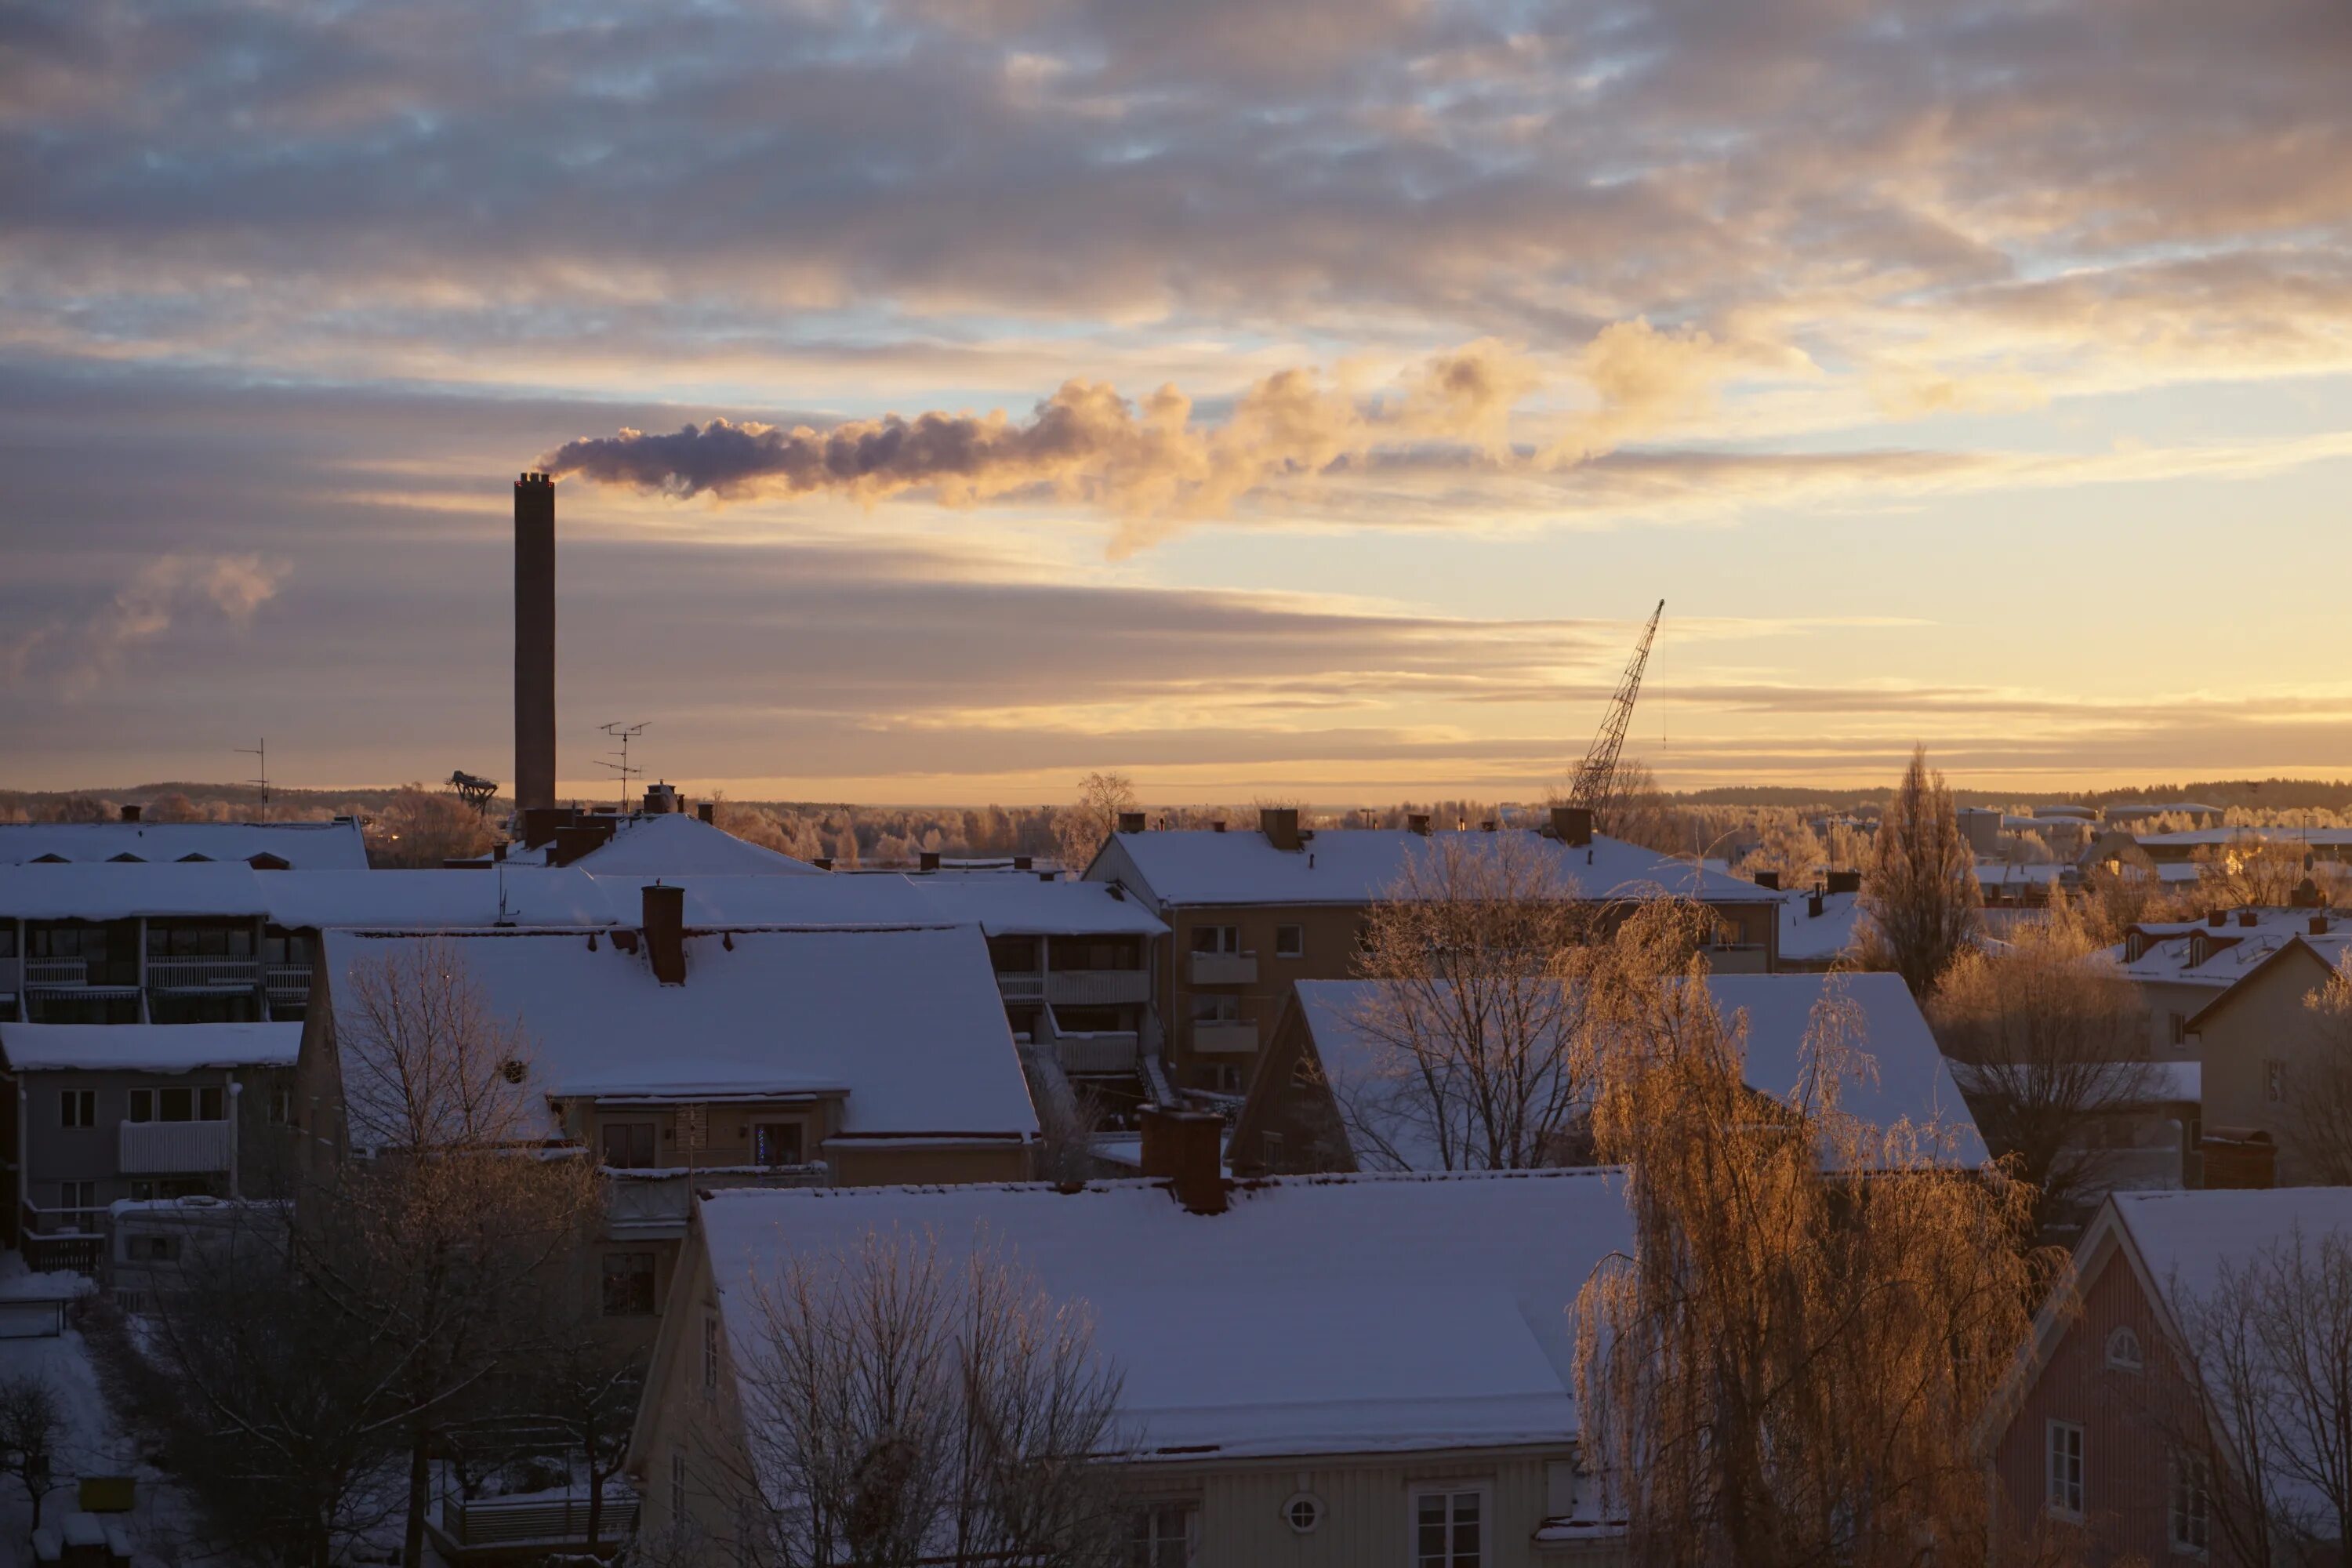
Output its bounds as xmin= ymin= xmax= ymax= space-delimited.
xmin=1131 ymin=1501 xmax=1196 ymax=1566
xmin=1189 ymin=925 xmax=1240 ymax=955
xmin=1275 ymin=924 xmax=1305 ymax=958
xmin=2046 ymin=1419 xmax=2085 ymax=1520
xmin=2169 ymin=1450 xmax=2211 ymax=1556
xmin=2106 ymin=1327 xmax=2144 ymax=1371
xmin=1410 ymin=1483 xmax=1490 ymax=1568
xmin=60 ymin=1090 xmax=96 ymax=1129
xmin=129 ymin=1086 xmax=225 ymax=1123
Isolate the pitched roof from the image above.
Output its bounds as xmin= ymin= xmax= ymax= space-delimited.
xmin=0 ymin=819 xmax=369 ymax=869
xmin=318 ymin=924 xmax=1039 ymax=1142
xmin=1777 ymin=887 xmax=1863 ymax=964
xmin=1095 ymin=827 xmax=1769 ymax=909
xmin=695 ymin=1168 xmax=1633 ymax=1460
xmin=0 ymin=1021 xmax=300 ymax=1073
xmin=564 ymin=814 xmax=823 ymax=877
xmin=1290 ymin=972 xmax=1986 ymax=1171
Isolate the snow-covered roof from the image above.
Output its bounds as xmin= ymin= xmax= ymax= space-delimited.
xmin=695 ymin=1168 xmax=1633 ymax=1460
xmin=319 ymin=925 xmax=1039 ymax=1143
xmin=0 ymin=818 xmax=369 ymax=869
xmin=2114 ymin=913 xmax=2349 ymax=992
xmin=562 ymin=814 xmax=822 ymax=877
xmin=1094 ymin=828 xmax=1771 ymax=909
xmin=0 ymin=1021 xmax=300 ymax=1073
xmin=1973 ymin=862 xmax=2067 ymax=888
xmin=1291 ymin=972 xmax=1985 ymax=1172
xmin=0 ymin=862 xmax=618 ymax=926
xmin=1777 ymin=888 xmax=1862 ymax=964
xmin=2136 ymin=827 xmax=2352 ymax=850
xmin=912 ymin=877 xmax=1166 ymax=937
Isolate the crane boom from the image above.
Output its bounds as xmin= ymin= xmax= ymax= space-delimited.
xmin=1567 ymin=599 xmax=1664 ymax=832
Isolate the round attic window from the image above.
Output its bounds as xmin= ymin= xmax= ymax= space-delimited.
xmin=1283 ymin=1494 xmax=1323 ymax=1534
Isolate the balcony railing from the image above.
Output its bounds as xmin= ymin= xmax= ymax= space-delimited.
xmin=120 ymin=1120 xmax=234 ymax=1174
xmin=1188 ymin=951 xmax=1258 ymax=986
xmin=1054 ymin=1032 xmax=1139 ymax=1075
xmin=995 ymin=971 xmax=1047 ymax=1002
xmin=603 ymin=1164 xmax=827 ymax=1232
xmin=146 ymin=956 xmax=263 ymax=991
xmin=1191 ymin=1019 xmax=1260 ymax=1054
xmin=25 ymin=958 xmax=89 ymax=987
xmin=264 ymin=962 xmax=312 ymax=996
xmin=1048 ymin=969 xmax=1151 ymax=1007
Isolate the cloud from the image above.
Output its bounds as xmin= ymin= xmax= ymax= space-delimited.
xmin=6 ymin=554 xmax=292 ymax=699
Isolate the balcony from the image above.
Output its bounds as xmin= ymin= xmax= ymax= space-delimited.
xmin=1191 ymin=1019 xmax=1260 ymax=1054
xmin=1054 ymin=1032 xmax=1139 ymax=1076
xmin=119 ymin=1120 xmax=233 ymax=1174
xmin=1188 ymin=951 xmax=1258 ymax=986
xmin=995 ymin=971 xmax=1046 ymax=1003
xmin=265 ymin=961 xmax=312 ymax=997
xmin=603 ymin=1164 xmax=826 ymax=1235
xmin=146 ymin=956 xmax=263 ymax=991
xmin=25 ymin=958 xmax=89 ymax=987
xmin=1048 ymin=969 xmax=1151 ymax=1007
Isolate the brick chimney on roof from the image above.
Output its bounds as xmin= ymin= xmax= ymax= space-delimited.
xmin=642 ymin=883 xmax=686 ymax=985
xmin=1139 ymin=1105 xmax=1228 ymax=1214
xmin=1551 ymin=805 xmax=1592 ymax=848
xmin=514 ymin=472 xmax=557 ymax=813
xmin=1261 ymin=808 xmax=1301 ymax=852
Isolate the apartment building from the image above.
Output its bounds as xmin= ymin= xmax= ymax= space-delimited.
xmin=0 ymin=1020 xmax=297 ymax=1269
xmin=630 ymin=1137 xmax=1635 ymax=1566
xmin=2112 ymin=907 xmax=2343 ymax=1061
xmin=1987 ymin=1189 xmax=2352 ymax=1563
xmin=295 ymin=889 xmax=1042 ymax=1338
xmin=1229 ymin=971 xmax=1985 ymax=1177
xmin=1085 ymin=807 xmax=1783 ymax=1094
xmin=2169 ymin=928 xmax=2351 ymax=1186
xmin=0 ymin=811 xmax=369 ymax=869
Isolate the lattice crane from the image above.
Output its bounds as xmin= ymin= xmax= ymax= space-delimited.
xmin=1566 ymin=599 xmax=1664 ymax=833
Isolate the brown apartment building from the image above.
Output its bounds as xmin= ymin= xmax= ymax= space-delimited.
xmin=1084 ymin=807 xmax=1783 ymax=1094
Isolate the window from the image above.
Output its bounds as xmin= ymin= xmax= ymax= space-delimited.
xmin=1261 ymin=1131 xmax=1285 ymax=1167
xmin=703 ymin=1313 xmax=720 ymax=1396
xmin=1130 ymin=1504 xmax=1195 ymax=1567
xmin=1190 ymin=996 xmax=1240 ymax=1024
xmin=2266 ymin=1061 xmax=2287 ymax=1103
xmin=60 ymin=1091 xmax=96 ymax=1129
xmin=1188 ymin=925 xmax=1239 ymax=955
xmin=2106 ymin=1327 xmax=2143 ymax=1371
xmin=269 ymin=1089 xmax=292 ymax=1125
xmin=753 ymin=1123 xmax=803 ymax=1167
xmin=1275 ymin=924 xmax=1304 ymax=959
xmin=2047 ymin=1421 xmax=2085 ymax=1519
xmin=129 ymin=1181 xmax=153 ymax=1203
xmin=56 ymin=1181 xmax=96 ymax=1221
xmin=2170 ymin=1451 xmax=2211 ymax=1554
xmin=2169 ymin=1012 xmax=2187 ymax=1047
xmin=128 ymin=1087 xmax=225 ymax=1123
xmin=602 ymin=1252 xmax=658 ymax=1316
xmin=1283 ymin=1493 xmax=1322 ymax=1534
xmin=601 ymin=1121 xmax=658 ymax=1169
xmin=671 ymin=1450 xmax=688 ymax=1517
xmin=1416 ymin=1489 xmax=1483 ymax=1567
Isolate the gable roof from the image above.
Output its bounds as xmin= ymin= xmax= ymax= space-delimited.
xmin=318 ymin=924 xmax=1039 ymax=1144
xmin=1283 ymin=972 xmax=1986 ymax=1172
xmin=2181 ymin=932 xmax=2351 ymax=1032
xmin=694 ymin=1167 xmax=1634 ymax=1461
xmin=1091 ymin=827 xmax=1771 ymax=909
xmin=563 ymin=814 xmax=823 ymax=877
xmin=0 ymin=1021 xmax=301 ymax=1073
xmin=0 ymin=819 xmax=369 ymax=869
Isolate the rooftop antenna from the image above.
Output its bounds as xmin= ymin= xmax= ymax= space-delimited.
xmin=597 ymin=721 xmax=649 ymax=813
xmin=237 ymin=738 xmax=270 ymax=822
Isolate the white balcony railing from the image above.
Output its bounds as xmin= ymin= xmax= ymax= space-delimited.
xmin=119 ymin=1120 xmax=233 ymax=1174
xmin=146 ymin=956 xmax=262 ymax=990
xmin=25 ymin=958 xmax=89 ymax=987
xmin=1191 ymin=1019 xmax=1260 ymax=1054
xmin=995 ymin=971 xmax=1047 ymax=1002
xmin=1188 ymin=951 xmax=1258 ymax=986
xmin=1047 ymin=970 xmax=1151 ymax=1007
xmin=1054 ymin=1033 xmax=1139 ymax=1075
xmin=604 ymin=1165 xmax=826 ymax=1232
xmin=264 ymin=962 xmax=312 ymax=996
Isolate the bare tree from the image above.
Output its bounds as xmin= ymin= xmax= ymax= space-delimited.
xmin=1573 ymin=900 xmax=2057 ymax=1568
xmin=1931 ymin=894 xmax=2163 ymax=1235
xmin=0 ymin=1373 xmax=64 ymax=1531
xmin=516 ymin=1272 xmax=645 ymax=1555
xmin=2274 ymin=956 xmax=2352 ymax=1185
xmin=1345 ymin=832 xmax=1596 ymax=1170
xmin=731 ymin=1229 xmax=1130 ymax=1568
xmin=2168 ymin=1226 xmax=2352 ymax=1563
xmin=1053 ymin=772 xmax=1138 ymax=874
xmin=1857 ymin=745 xmax=1982 ymax=996
xmin=317 ymin=939 xmax=603 ymax=1567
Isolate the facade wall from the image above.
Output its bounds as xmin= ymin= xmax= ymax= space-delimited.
xmin=1991 ymin=1235 xmax=2213 ymax=1566
xmin=823 ymin=1141 xmax=1033 ymax=1186
xmin=2196 ymin=950 xmax=2335 ymax=1184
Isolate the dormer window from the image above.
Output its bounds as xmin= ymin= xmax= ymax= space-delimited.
xmin=2188 ymin=934 xmax=2209 ymax=967
xmin=2124 ymin=933 xmax=2147 ymax=963
xmin=2107 ymin=1326 xmax=2144 ymax=1371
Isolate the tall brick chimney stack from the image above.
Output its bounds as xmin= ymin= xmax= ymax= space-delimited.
xmin=514 ymin=473 xmax=557 ymax=813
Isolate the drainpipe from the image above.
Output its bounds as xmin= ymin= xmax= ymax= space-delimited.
xmin=227 ymin=1077 xmax=242 ymax=1200
xmin=13 ymin=1084 xmax=26 ymax=1248
xmin=136 ymin=917 xmax=150 ymax=1024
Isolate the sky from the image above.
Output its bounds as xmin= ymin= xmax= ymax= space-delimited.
xmin=4 ymin=0 xmax=2350 ymax=805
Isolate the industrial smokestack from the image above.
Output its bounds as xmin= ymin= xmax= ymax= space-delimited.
xmin=514 ymin=473 xmax=557 ymax=813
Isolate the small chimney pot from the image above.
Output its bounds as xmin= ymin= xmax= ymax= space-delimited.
xmin=2240 ymin=909 xmax=2259 ymax=928
xmin=697 ymin=801 xmax=715 ymax=824
xmin=2208 ymin=909 xmax=2227 ymax=927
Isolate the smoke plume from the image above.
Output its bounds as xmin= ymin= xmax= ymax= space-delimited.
xmin=545 ymin=324 xmax=1733 ymax=550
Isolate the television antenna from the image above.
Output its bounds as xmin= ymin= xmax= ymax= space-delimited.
xmin=597 ymin=721 xmax=649 ymax=812
xmin=237 ymin=738 xmax=270 ymax=821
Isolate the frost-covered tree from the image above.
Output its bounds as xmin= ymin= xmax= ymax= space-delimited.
xmin=1856 ymin=746 xmax=1980 ymax=996
xmin=1054 ymin=772 xmax=1138 ymax=873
